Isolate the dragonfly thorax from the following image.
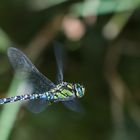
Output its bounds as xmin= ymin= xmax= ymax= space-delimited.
xmin=50 ymin=82 xmax=75 ymax=101
xmin=51 ymin=82 xmax=85 ymax=101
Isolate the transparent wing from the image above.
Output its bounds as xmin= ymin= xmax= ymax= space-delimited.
xmin=62 ymin=99 xmax=85 ymax=113
xmin=53 ymin=41 xmax=64 ymax=84
xmin=7 ymin=47 xmax=55 ymax=113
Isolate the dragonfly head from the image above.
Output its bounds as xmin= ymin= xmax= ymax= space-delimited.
xmin=74 ymin=83 xmax=85 ymax=98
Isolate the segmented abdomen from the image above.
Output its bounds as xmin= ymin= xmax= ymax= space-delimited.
xmin=0 ymin=93 xmax=49 ymax=104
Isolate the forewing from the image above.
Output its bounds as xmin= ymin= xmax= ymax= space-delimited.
xmin=53 ymin=42 xmax=64 ymax=84
xmin=7 ymin=47 xmax=55 ymax=113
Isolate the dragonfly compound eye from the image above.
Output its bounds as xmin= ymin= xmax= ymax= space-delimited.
xmin=75 ymin=84 xmax=85 ymax=98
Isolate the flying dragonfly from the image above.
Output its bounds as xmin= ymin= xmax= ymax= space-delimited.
xmin=0 ymin=42 xmax=85 ymax=113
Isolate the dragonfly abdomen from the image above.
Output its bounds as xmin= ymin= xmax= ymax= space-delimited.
xmin=0 ymin=93 xmax=51 ymax=105
xmin=0 ymin=95 xmax=30 ymax=104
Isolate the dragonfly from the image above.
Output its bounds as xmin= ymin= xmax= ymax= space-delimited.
xmin=0 ymin=42 xmax=85 ymax=113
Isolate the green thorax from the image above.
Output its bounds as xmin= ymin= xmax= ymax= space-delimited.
xmin=50 ymin=82 xmax=76 ymax=101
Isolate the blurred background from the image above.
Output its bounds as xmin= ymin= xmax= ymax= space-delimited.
xmin=0 ymin=0 xmax=140 ymax=140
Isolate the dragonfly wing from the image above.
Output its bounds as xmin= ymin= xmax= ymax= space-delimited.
xmin=62 ymin=99 xmax=85 ymax=113
xmin=53 ymin=41 xmax=64 ymax=84
xmin=25 ymin=71 xmax=53 ymax=113
xmin=7 ymin=47 xmax=55 ymax=88
xmin=7 ymin=47 xmax=55 ymax=113
xmin=27 ymin=99 xmax=51 ymax=113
